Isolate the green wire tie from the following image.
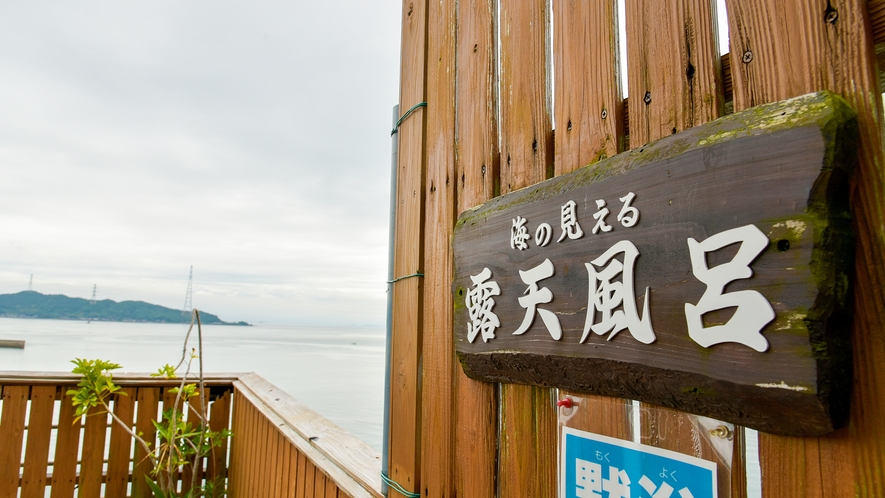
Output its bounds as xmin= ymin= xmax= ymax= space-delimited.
xmin=381 ymin=472 xmax=421 ymax=498
xmin=390 ymin=102 xmax=427 ymax=136
xmin=387 ymin=272 xmax=424 ymax=284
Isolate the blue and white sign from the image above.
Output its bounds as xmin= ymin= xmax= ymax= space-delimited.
xmin=561 ymin=427 xmax=717 ymax=498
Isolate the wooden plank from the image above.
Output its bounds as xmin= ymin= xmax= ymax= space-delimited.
xmin=497 ymin=0 xmax=556 ymax=496
xmin=453 ymin=0 xmax=499 ymax=496
xmin=296 ymin=451 xmax=308 ymax=498
xmin=623 ymin=0 xmax=734 ymax=489
xmin=105 ymin=388 xmax=136 ymax=498
xmin=162 ymin=387 xmax=182 ymax=494
xmin=207 ymin=389 xmax=231 ymax=487
xmin=552 ymin=0 xmax=632 ymax=444
xmin=326 ymin=472 xmax=339 ymax=498
xmin=625 ymin=0 xmax=722 ymax=148
xmin=20 ymin=385 xmax=55 ymax=498
xmin=553 ymin=0 xmax=623 ymax=174
xmin=50 ymin=390 xmax=81 ymax=498
xmin=132 ymin=387 xmax=160 ymax=498
xmin=279 ymin=434 xmax=291 ymax=498
xmin=236 ymin=374 xmax=381 ymax=494
xmin=78 ymin=404 xmax=109 ymax=498
xmin=314 ymin=470 xmax=326 ymax=498
xmin=388 ymin=0 xmax=428 ymax=495
xmin=233 ymin=379 xmax=380 ymax=497
xmin=557 ymin=394 xmax=631 ymax=442
xmin=0 ymin=385 xmax=29 ymax=497
xmin=227 ymin=390 xmax=243 ymax=496
xmin=0 ymin=371 xmax=241 ymax=387
xmin=304 ymin=459 xmax=316 ymax=498
xmin=454 ymin=92 xmax=856 ymax=435
xmin=725 ymin=0 xmax=885 ymax=495
xmin=419 ymin=0 xmax=457 ymax=495
xmin=180 ymin=388 xmax=205 ymax=494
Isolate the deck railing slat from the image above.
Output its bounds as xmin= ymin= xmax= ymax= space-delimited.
xmin=132 ymin=387 xmax=160 ymax=498
xmin=21 ymin=385 xmax=55 ymax=498
xmin=106 ymin=387 xmax=136 ymax=497
xmin=2 ymin=372 xmax=380 ymax=497
xmin=50 ymin=391 xmax=80 ymax=498
xmin=78 ymin=397 xmax=109 ymax=498
xmin=0 ymin=386 xmax=30 ymax=496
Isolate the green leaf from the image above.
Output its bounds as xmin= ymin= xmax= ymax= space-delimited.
xmin=145 ymin=476 xmax=167 ymax=498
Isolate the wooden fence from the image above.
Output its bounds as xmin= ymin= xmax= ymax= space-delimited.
xmin=0 ymin=372 xmax=382 ymax=498
xmin=387 ymin=0 xmax=885 ymax=496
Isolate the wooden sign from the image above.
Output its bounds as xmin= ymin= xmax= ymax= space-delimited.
xmin=452 ymin=91 xmax=857 ymax=436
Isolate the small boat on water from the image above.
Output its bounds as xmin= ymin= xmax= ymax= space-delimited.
xmin=0 ymin=339 xmax=25 ymax=349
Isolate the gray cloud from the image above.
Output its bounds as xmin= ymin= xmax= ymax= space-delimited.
xmin=0 ymin=1 xmax=401 ymax=325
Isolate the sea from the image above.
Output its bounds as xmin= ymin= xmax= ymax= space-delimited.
xmin=0 ymin=317 xmax=386 ymax=452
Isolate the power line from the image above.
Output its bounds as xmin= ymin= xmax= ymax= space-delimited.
xmin=182 ymin=266 xmax=193 ymax=315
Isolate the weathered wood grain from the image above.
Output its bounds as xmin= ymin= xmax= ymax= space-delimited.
xmin=0 ymin=386 xmax=28 ymax=497
xmin=497 ymin=1 xmax=557 ymax=496
xmin=420 ymin=0 xmax=457 ymax=495
xmin=554 ymin=0 xmax=623 ymax=173
xmin=454 ymin=92 xmax=857 ymax=435
xmin=50 ymin=390 xmax=80 ymax=498
xmin=105 ymin=388 xmax=136 ymax=498
xmin=726 ymin=0 xmax=885 ymax=494
xmin=20 ymin=385 xmax=54 ymax=498
xmin=78 ymin=404 xmax=108 ymax=497
xmin=389 ymin=0 xmax=429 ymax=494
xmin=552 ymin=0 xmax=634 ymax=446
xmin=625 ymin=0 xmax=722 ymax=148
xmin=233 ymin=376 xmax=381 ymax=497
xmin=132 ymin=387 xmax=160 ymax=498
xmin=454 ymin=0 xmax=499 ymax=496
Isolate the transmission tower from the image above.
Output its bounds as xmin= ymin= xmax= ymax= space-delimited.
xmin=89 ymin=284 xmax=97 ymax=305
xmin=182 ymin=266 xmax=193 ymax=315
xmin=27 ymin=274 xmax=33 ymax=291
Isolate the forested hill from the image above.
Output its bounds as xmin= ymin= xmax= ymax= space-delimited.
xmin=0 ymin=291 xmax=249 ymax=325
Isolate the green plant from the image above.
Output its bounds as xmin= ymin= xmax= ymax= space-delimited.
xmin=68 ymin=310 xmax=231 ymax=498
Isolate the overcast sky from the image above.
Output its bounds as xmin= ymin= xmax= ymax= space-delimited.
xmin=0 ymin=2 xmax=402 ymax=326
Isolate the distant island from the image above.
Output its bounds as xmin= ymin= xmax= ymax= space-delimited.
xmin=0 ymin=291 xmax=250 ymax=326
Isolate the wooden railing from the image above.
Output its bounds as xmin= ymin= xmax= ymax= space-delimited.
xmin=0 ymin=372 xmax=382 ymax=498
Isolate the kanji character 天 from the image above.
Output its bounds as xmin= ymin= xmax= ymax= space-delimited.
xmin=512 ymin=258 xmax=562 ymax=340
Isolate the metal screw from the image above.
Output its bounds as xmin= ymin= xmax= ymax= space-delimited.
xmin=481 ymin=165 xmax=486 ymax=175
xmin=709 ymin=425 xmax=734 ymax=440
xmin=643 ymin=91 xmax=652 ymax=105
xmin=825 ymin=8 xmax=838 ymax=24
xmin=742 ymin=51 xmax=753 ymax=64
xmin=601 ymin=108 xmax=608 ymax=120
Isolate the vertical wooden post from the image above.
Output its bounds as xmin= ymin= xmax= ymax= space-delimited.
xmin=389 ymin=0 xmax=429 ymax=493
xmin=497 ymin=1 xmax=557 ymax=497
xmin=725 ymin=0 xmax=885 ymax=495
xmin=420 ymin=0 xmax=457 ymax=495
xmin=454 ymin=0 xmax=499 ymax=496
xmin=0 ymin=386 xmax=28 ymax=497
xmin=20 ymin=386 xmax=55 ymax=498
xmin=50 ymin=390 xmax=81 ymax=498
xmin=625 ymin=0 xmax=722 ymax=148
xmin=105 ymin=388 xmax=136 ymax=498
xmin=554 ymin=0 xmax=624 ymax=173
xmin=552 ymin=0 xmax=633 ymax=443
xmin=623 ymin=2 xmax=738 ymax=496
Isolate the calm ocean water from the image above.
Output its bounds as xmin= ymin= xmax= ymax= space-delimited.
xmin=0 ymin=317 xmax=386 ymax=451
